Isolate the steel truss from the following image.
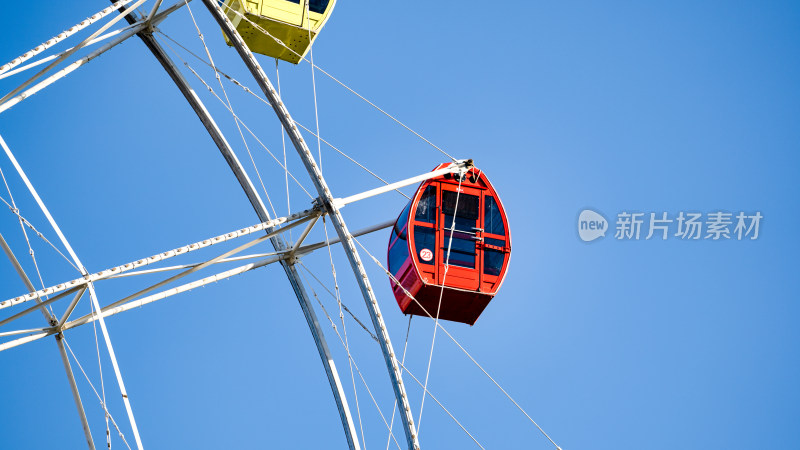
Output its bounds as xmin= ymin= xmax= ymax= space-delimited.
xmin=0 ymin=165 xmax=458 ymax=345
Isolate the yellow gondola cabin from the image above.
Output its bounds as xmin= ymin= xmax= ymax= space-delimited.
xmin=221 ymin=0 xmax=336 ymax=64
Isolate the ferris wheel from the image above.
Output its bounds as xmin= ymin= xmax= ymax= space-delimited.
xmin=0 ymin=1 xmax=560 ymax=449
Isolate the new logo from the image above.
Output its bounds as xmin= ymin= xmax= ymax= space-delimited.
xmin=578 ymin=209 xmax=608 ymax=242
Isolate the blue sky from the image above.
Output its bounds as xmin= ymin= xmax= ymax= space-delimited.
xmin=0 ymin=1 xmax=798 ymax=449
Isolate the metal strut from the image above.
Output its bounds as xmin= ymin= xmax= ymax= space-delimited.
xmin=1 ymin=133 xmax=144 ymax=449
xmin=109 ymin=4 xmax=361 ymax=449
xmin=0 ymin=233 xmax=96 ymax=450
xmin=202 ymin=1 xmax=423 ymax=448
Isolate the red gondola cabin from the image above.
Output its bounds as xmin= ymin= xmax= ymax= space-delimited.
xmin=387 ymin=163 xmax=511 ymax=325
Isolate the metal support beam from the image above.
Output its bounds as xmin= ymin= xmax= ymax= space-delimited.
xmin=146 ymin=0 xmax=164 ymax=21
xmin=56 ymin=334 xmax=97 ymax=450
xmin=334 ymin=163 xmax=469 ymax=209
xmin=0 ymin=253 xmax=288 ymax=352
xmin=0 ymin=0 xmax=148 ymax=107
xmin=0 ymin=23 xmax=143 ymax=81
xmin=0 ymin=0 xmax=135 ymax=75
xmin=2 ymin=209 xmax=313 ymax=310
xmin=0 ymin=134 xmax=144 ymax=450
xmin=203 ymin=2 xmax=421 ymax=448
xmin=0 ymin=1 xmax=189 ymax=115
xmin=288 ymin=216 xmax=319 ymax=256
xmin=110 ymin=5 xmax=362 ymax=448
xmin=295 ymin=220 xmax=394 ymax=256
xmin=1 ymin=214 xmax=390 ymax=310
xmin=58 ymin=288 xmax=87 ymax=327
xmin=0 ymin=286 xmax=81 ymax=329
xmin=0 ymin=233 xmax=96 ymax=450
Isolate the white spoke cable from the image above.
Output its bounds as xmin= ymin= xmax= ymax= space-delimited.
xmin=297 ymin=269 xmax=403 ymax=450
xmin=352 ymin=237 xmax=563 ymax=450
xmin=62 ymin=338 xmax=133 ymax=450
xmin=0 ymin=190 xmax=79 ymax=272
xmin=310 ymin=64 xmax=457 ymax=162
xmin=275 ymin=60 xmax=291 ymax=239
xmin=1 ymin=164 xmax=53 ymax=313
xmin=320 ymin=216 xmax=366 ymax=447
xmin=418 ymin=177 xmax=464 ymax=434
xmin=308 ymin=33 xmax=322 ymax=169
xmin=155 ymin=30 xmax=409 ymax=200
xmin=170 ymin=53 xmax=314 ymax=199
xmin=218 ymin=1 xmax=457 ymax=162
xmin=297 ymin=262 xmax=375 ymax=341
xmin=395 ymin=358 xmax=485 ymax=449
xmin=386 ymin=316 xmax=413 ymax=450
xmin=0 ymin=0 xmax=135 ymax=74
xmin=292 ymin=122 xmax=410 ymax=200
xmin=181 ymin=0 xmax=279 ymax=221
xmin=156 ymin=31 xmax=263 ymax=103
xmin=299 ymin=264 xmax=483 ymax=449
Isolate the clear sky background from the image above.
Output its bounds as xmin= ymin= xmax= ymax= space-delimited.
xmin=0 ymin=1 xmax=798 ymax=449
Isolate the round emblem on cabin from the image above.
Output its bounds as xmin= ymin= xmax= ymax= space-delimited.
xmin=419 ymin=248 xmax=433 ymax=262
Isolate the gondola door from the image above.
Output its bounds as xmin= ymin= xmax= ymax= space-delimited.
xmin=438 ymin=183 xmax=482 ymax=291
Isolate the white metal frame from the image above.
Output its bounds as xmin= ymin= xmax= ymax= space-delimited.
xmin=0 ymin=2 xmax=472 ymax=448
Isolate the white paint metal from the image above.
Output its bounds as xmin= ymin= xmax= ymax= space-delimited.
xmin=295 ymin=219 xmax=395 ymax=255
xmin=0 ymin=133 xmax=145 ymax=450
xmin=334 ymin=163 xmax=469 ymax=209
xmin=0 ymin=23 xmax=145 ymax=81
xmin=146 ymin=0 xmax=164 ymax=21
xmin=0 ymin=233 xmax=96 ymax=450
xmin=0 ymin=0 xmax=148 ymax=108
xmin=0 ymin=0 xmax=135 ymax=75
xmin=1 ymin=209 xmax=315 ymax=310
xmin=0 ymin=1 xmax=188 ymax=115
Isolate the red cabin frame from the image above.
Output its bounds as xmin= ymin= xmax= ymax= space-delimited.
xmin=387 ymin=163 xmax=511 ymax=325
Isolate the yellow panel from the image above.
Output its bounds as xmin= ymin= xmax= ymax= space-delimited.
xmin=222 ymin=0 xmax=335 ymax=64
xmin=260 ymin=0 xmax=303 ymax=26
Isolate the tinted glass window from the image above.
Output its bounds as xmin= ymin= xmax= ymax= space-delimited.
xmin=388 ymin=230 xmax=409 ymax=275
xmin=414 ymin=185 xmax=436 ymax=224
xmin=442 ymin=191 xmax=479 ymax=220
xmin=483 ymin=249 xmax=504 ymax=276
xmin=484 ymin=196 xmax=505 ymax=236
xmin=443 ymin=234 xmax=476 ymax=269
xmin=395 ymin=199 xmax=412 ymax=235
xmin=443 ymin=191 xmax=479 ymax=233
xmin=414 ymin=226 xmax=436 ymax=266
xmin=309 ymin=0 xmax=330 ymax=14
